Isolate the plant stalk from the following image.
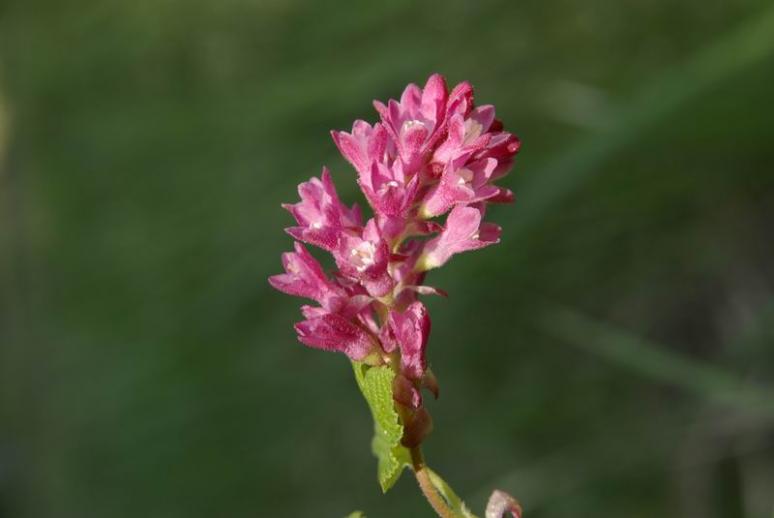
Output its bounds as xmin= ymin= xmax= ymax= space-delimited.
xmin=411 ymin=447 xmax=456 ymax=518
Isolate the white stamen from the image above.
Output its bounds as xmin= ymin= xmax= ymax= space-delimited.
xmin=463 ymin=119 xmax=484 ymax=144
xmin=456 ymin=168 xmax=474 ymax=186
xmin=401 ymin=119 xmax=425 ymax=135
xmin=378 ymin=180 xmax=401 ymax=195
xmin=350 ymin=241 xmax=377 ymax=272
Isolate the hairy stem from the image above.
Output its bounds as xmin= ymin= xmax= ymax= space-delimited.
xmin=411 ymin=447 xmax=456 ymax=518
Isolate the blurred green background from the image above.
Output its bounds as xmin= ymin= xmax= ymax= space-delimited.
xmin=2 ymin=0 xmax=774 ymax=516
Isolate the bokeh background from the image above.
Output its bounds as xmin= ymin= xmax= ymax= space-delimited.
xmin=2 ymin=1 xmax=774 ymax=516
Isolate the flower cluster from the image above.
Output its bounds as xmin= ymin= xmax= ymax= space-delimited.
xmin=270 ymin=74 xmax=520 ymax=445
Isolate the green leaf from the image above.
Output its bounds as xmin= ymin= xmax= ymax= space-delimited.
xmin=344 ymin=512 xmax=366 ymax=518
xmin=352 ymin=361 xmax=411 ymax=492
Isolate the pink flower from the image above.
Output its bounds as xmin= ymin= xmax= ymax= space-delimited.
xmin=268 ymin=241 xmax=343 ymax=308
xmin=377 ymin=301 xmax=431 ymax=413
xmin=419 ymin=205 xmax=501 ymax=270
xmin=474 ymin=130 xmax=521 ymax=180
xmin=270 ymin=74 xmax=519 ymax=444
xmin=373 ymin=74 xmax=449 ymax=174
xmin=270 ymin=239 xmax=374 ymax=313
xmin=331 ymin=120 xmax=390 ymax=179
xmin=432 ymin=104 xmax=497 ymax=164
xmin=360 ymin=160 xmax=420 ymax=218
xmin=420 ymin=155 xmax=501 ymax=217
xmin=334 ymin=219 xmax=394 ymax=298
xmin=445 ymin=80 xmax=475 ymax=120
xmin=295 ymin=313 xmax=378 ymax=362
xmin=387 ymin=301 xmax=431 ymax=381
xmin=284 ymin=167 xmax=361 ymax=251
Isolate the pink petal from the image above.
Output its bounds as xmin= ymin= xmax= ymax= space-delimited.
xmin=268 ymin=242 xmax=337 ymax=302
xmin=400 ymin=83 xmax=422 ymax=113
xmin=331 ymin=130 xmax=365 ymax=174
xmin=421 ymin=205 xmax=501 ymax=269
xmin=388 ymin=301 xmax=431 ymax=380
xmin=283 ymin=168 xmax=359 ymax=251
xmin=443 ymin=204 xmax=481 ymax=242
xmin=420 ymin=73 xmax=448 ymax=122
xmin=466 ymin=105 xmax=496 ymax=139
xmin=294 ymin=313 xmax=376 ymax=361
xmin=447 ymin=80 xmax=474 ymax=117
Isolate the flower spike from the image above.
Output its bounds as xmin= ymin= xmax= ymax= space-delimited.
xmin=269 ymin=73 xmax=521 ymax=516
xmin=272 ymin=71 xmax=517 ymax=388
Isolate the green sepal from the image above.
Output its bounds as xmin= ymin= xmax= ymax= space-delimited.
xmin=344 ymin=512 xmax=366 ymax=518
xmin=352 ymin=361 xmax=411 ymax=493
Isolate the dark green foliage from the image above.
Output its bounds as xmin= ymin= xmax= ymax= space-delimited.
xmin=1 ymin=1 xmax=773 ymax=517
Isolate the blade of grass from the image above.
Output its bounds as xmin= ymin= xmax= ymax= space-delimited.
xmin=541 ymin=307 xmax=774 ymax=415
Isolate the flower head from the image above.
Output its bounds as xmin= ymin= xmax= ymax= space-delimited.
xmin=270 ymin=73 xmax=520 ymax=444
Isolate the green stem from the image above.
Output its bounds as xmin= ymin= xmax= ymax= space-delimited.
xmin=411 ymin=447 xmax=458 ymax=518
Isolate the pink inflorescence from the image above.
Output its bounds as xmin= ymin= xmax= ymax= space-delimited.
xmin=270 ymin=74 xmax=520 ymax=444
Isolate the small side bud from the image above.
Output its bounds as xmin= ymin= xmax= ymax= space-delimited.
xmin=486 ymin=489 xmax=522 ymax=518
xmin=400 ymin=407 xmax=433 ymax=448
xmin=393 ymin=373 xmax=422 ymax=409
